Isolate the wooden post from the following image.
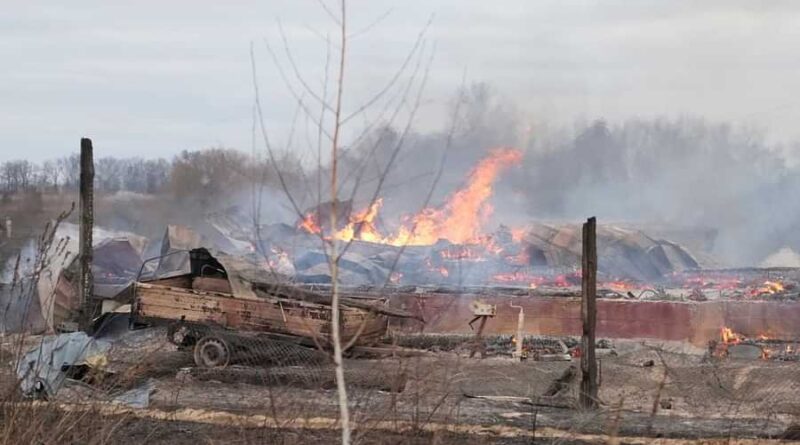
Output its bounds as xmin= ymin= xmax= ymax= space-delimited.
xmin=580 ymin=216 xmax=598 ymax=409
xmin=468 ymin=316 xmax=488 ymax=359
xmin=510 ymin=301 xmax=524 ymax=360
xmin=78 ymin=138 xmax=94 ymax=331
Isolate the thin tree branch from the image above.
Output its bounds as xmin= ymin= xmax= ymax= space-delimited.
xmin=339 ymin=39 xmax=429 ymax=206
xmin=262 ymin=38 xmax=335 ymax=143
xmin=317 ymin=33 xmax=333 ymax=236
xmin=314 ymin=0 xmax=341 ymax=26
xmin=340 ymin=16 xmax=432 ymax=126
xmin=337 ymin=43 xmax=434 ymax=262
xmin=328 ymin=1 xmax=351 ymax=443
xmin=277 ymin=20 xmax=337 ymax=115
xmin=380 ymin=65 xmax=467 ymax=288
xmin=347 ymin=8 xmax=394 ymax=40
xmin=251 ymin=42 xmax=322 ymax=247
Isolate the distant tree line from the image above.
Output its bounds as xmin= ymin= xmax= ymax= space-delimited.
xmin=0 ymin=156 xmax=170 ymax=194
xmin=0 ymin=148 xmax=305 ymax=198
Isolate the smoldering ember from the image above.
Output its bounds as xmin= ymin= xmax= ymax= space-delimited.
xmin=5 ymin=3 xmax=800 ymax=445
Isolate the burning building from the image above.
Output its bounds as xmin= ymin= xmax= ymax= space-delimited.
xmin=257 ymin=148 xmax=704 ymax=288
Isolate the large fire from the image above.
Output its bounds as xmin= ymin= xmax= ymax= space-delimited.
xmin=299 ymin=147 xmax=523 ymax=247
xmin=294 ymin=149 xmax=798 ymax=297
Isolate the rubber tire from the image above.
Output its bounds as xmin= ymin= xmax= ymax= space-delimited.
xmin=193 ymin=336 xmax=231 ymax=368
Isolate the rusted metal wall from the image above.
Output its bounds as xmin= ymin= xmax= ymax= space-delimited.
xmin=391 ymin=293 xmax=800 ymax=346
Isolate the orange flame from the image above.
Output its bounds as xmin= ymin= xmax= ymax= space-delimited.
xmin=721 ymin=327 xmax=744 ymax=344
xmin=299 ymin=212 xmax=322 ymax=234
xmin=333 ymin=198 xmax=384 ymax=242
xmin=756 ymin=280 xmax=784 ymax=295
xmin=297 ymin=148 xmax=523 ymax=248
xmin=388 ymin=148 xmax=522 ymax=246
xmin=605 ymin=281 xmax=635 ymax=292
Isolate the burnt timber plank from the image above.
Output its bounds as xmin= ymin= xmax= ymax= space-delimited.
xmin=134 ymin=283 xmax=387 ymax=344
xmin=580 ymin=216 xmax=598 ymax=409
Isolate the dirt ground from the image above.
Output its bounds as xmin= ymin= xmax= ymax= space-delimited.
xmin=5 ymin=328 xmax=800 ymax=443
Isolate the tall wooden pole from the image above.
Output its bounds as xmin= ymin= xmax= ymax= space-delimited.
xmin=580 ymin=216 xmax=598 ymax=409
xmin=78 ymin=138 xmax=94 ymax=331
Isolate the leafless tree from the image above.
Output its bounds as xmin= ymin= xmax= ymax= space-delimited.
xmin=0 ymin=161 xmax=34 ymax=193
xmin=249 ymin=2 xmax=438 ymax=443
xmin=40 ymin=160 xmax=60 ymax=191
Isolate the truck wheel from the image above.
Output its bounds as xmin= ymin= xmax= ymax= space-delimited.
xmin=194 ymin=336 xmax=231 ymax=368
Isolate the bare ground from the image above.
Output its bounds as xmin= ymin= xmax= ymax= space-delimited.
xmin=5 ymin=328 xmax=800 ymax=443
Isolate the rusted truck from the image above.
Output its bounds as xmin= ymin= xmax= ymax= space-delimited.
xmin=131 ymin=248 xmax=419 ymax=367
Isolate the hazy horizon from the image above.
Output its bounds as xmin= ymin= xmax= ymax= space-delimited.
xmin=3 ymin=1 xmax=800 ymax=162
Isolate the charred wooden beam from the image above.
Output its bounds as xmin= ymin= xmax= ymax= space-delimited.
xmin=78 ymin=138 xmax=95 ymax=331
xmin=253 ymin=282 xmax=421 ymax=320
xmin=580 ymin=216 xmax=598 ymax=409
xmin=133 ymin=282 xmax=390 ymax=345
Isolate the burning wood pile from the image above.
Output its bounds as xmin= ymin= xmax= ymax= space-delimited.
xmin=712 ymin=327 xmax=800 ymax=361
xmin=510 ymin=336 xmax=572 ymax=361
xmin=665 ymin=269 xmax=800 ymax=300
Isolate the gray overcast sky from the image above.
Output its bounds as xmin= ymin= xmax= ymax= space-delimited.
xmin=3 ymin=0 xmax=800 ymax=162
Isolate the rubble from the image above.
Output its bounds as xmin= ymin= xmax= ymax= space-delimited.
xmin=275 ymin=222 xmax=704 ymax=287
xmin=16 ymin=331 xmax=112 ymax=398
xmin=129 ymin=247 xmax=422 ymax=369
xmin=2 ymin=223 xmax=150 ymax=333
xmin=390 ymin=333 xmax=612 ymax=361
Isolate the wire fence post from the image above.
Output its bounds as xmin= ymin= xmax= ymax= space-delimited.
xmin=78 ymin=137 xmax=95 ymax=331
xmin=580 ymin=216 xmax=598 ymax=409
